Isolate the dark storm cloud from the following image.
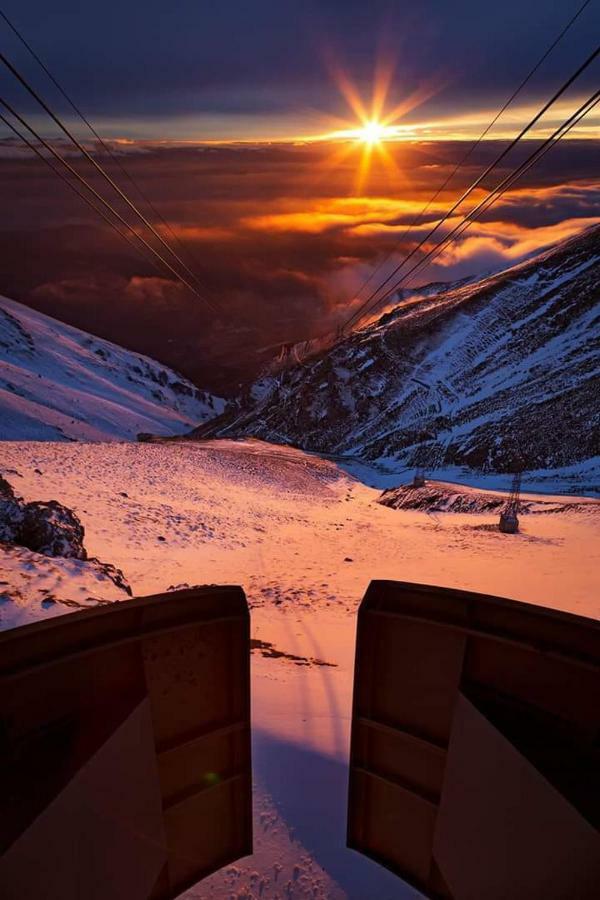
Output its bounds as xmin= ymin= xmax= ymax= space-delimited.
xmin=0 ymin=0 xmax=599 ymax=134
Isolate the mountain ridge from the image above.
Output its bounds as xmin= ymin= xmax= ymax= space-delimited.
xmin=0 ymin=295 xmax=224 ymax=441
xmin=192 ymin=223 xmax=600 ymax=480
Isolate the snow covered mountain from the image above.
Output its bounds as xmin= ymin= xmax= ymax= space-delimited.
xmin=0 ymin=296 xmax=224 ymax=441
xmin=195 ymin=224 xmax=600 ymax=477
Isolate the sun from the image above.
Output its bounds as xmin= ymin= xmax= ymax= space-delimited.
xmin=357 ymin=120 xmax=388 ymax=145
xmin=314 ymin=52 xmax=441 ymax=192
xmin=319 ymin=116 xmax=407 ymax=193
xmin=330 ymin=120 xmax=403 ymax=144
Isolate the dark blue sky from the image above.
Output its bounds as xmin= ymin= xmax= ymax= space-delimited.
xmin=1 ymin=0 xmax=599 ymax=139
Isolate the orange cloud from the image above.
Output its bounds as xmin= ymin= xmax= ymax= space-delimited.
xmin=157 ymin=223 xmax=235 ymax=241
xmin=244 ymin=181 xmax=600 ymax=254
xmin=243 ymin=211 xmax=359 ymax=233
xmin=241 ymin=196 xmax=447 ymax=234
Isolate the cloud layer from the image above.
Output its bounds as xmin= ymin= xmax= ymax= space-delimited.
xmin=0 ymin=139 xmax=598 ymax=391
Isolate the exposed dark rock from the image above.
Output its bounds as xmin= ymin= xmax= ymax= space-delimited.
xmin=1 ymin=477 xmax=132 ymax=596
xmin=0 ymin=475 xmax=16 ymax=500
xmin=1 ymin=477 xmax=85 ymax=558
xmin=87 ymin=558 xmax=132 ymax=596
xmin=379 ymin=484 xmax=507 ymax=514
xmin=0 ymin=305 xmax=35 ymax=355
xmin=250 ymin=638 xmax=337 ymax=667
xmin=18 ymin=500 xmax=87 ymax=559
xmin=378 ymin=482 xmax=596 ymax=515
xmin=1 ymin=494 xmax=87 ymax=558
xmin=0 ymin=478 xmax=24 ymax=543
xmin=170 ymin=379 xmax=193 ymax=397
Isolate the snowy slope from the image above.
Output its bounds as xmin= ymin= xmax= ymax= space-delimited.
xmin=1 ymin=440 xmax=598 ymax=899
xmin=0 ymin=296 xmax=225 ymax=440
xmin=197 ymin=224 xmax=600 ymax=480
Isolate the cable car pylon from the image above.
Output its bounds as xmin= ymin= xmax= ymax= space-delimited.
xmin=499 ymin=470 xmax=523 ymax=534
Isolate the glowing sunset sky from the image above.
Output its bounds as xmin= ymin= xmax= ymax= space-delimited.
xmin=1 ymin=0 xmax=599 ymax=142
xmin=0 ymin=1 xmax=598 ymax=392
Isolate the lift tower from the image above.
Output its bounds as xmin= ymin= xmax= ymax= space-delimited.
xmin=499 ymin=470 xmax=522 ymax=534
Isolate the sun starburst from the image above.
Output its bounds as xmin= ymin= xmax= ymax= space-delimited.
xmin=314 ymin=51 xmax=441 ymax=193
xmin=358 ymin=121 xmax=391 ymax=144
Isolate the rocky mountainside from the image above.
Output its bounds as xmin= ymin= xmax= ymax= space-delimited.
xmin=195 ymin=224 xmax=600 ymax=475
xmin=0 ymin=295 xmax=224 ymax=441
xmin=377 ymin=480 xmax=597 ymax=515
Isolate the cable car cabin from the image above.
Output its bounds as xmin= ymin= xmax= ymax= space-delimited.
xmin=347 ymin=580 xmax=600 ymax=900
xmin=0 ymin=586 xmax=252 ymax=900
